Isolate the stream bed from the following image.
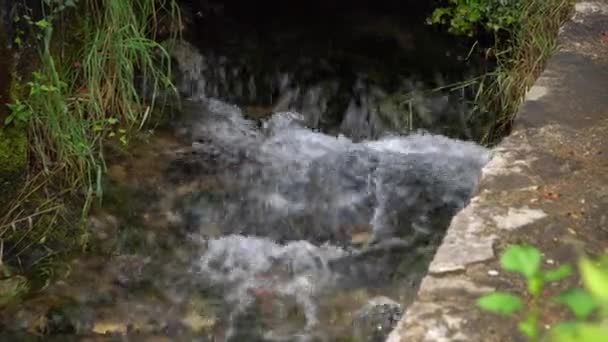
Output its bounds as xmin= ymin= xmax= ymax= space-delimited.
xmin=1 ymin=3 xmax=492 ymax=341
xmin=0 ymin=99 xmax=488 ymax=341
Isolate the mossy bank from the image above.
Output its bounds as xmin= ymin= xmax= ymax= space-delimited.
xmin=0 ymin=127 xmax=27 ymax=198
xmin=0 ymin=16 xmax=27 ymax=203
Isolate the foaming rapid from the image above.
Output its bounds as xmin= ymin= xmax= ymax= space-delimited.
xmin=197 ymin=235 xmax=345 ymax=339
xmin=165 ymin=96 xmax=489 ymax=340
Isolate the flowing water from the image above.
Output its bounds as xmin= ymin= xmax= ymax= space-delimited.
xmin=1 ymin=5 xmax=492 ymax=341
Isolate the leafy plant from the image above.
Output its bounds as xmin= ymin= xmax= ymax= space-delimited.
xmin=5 ymin=100 xmax=32 ymax=126
xmin=427 ymin=0 xmax=573 ymax=144
xmin=552 ymin=256 xmax=608 ymax=342
xmin=8 ymin=0 xmax=181 ymax=201
xmin=1 ymin=0 xmax=181 ymax=293
xmin=477 ymin=245 xmax=608 ymax=341
xmin=430 ymin=0 xmax=525 ymax=36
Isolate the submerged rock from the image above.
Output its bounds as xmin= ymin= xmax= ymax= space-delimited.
xmin=353 ymin=296 xmax=403 ymax=342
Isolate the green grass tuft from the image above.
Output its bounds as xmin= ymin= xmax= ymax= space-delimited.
xmin=401 ymin=0 xmax=574 ymax=144
xmin=469 ymin=0 xmax=574 ymax=144
xmin=0 ymin=0 xmax=182 ymax=290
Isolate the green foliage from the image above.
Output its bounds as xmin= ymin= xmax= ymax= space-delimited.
xmin=427 ymin=0 xmax=573 ymax=144
xmin=79 ymin=0 xmax=178 ymax=127
xmin=0 ymin=126 xmax=27 ymax=220
xmin=554 ymin=289 xmax=597 ymax=320
xmin=477 ymin=291 xmax=522 ymax=315
xmin=0 ymin=127 xmax=28 ymax=189
xmin=477 ymin=245 xmax=608 ymax=342
xmin=1 ymin=0 xmax=181 ymax=291
xmin=0 ymin=265 xmax=30 ymax=306
xmin=6 ymin=0 xmax=181 ymax=198
xmin=579 ymin=257 xmax=608 ymax=302
xmin=478 ymin=244 xmax=571 ymax=340
xmin=552 ymin=323 xmax=608 ymax=342
xmin=500 ymin=244 xmax=543 ymax=279
xmin=431 ymin=0 xmax=524 ymax=36
xmin=5 ymin=70 xmax=69 ymax=128
xmin=5 ymin=100 xmax=31 ymax=126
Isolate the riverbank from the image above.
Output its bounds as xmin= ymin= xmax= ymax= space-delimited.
xmin=388 ymin=2 xmax=608 ymax=341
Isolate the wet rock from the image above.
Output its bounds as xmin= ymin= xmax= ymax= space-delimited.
xmin=353 ymin=296 xmax=403 ymax=342
xmin=108 ymin=255 xmax=153 ymax=288
xmin=45 ymin=305 xmax=92 ymax=334
xmin=350 ymin=230 xmax=373 ymax=246
xmin=88 ymin=213 xmax=120 ymax=253
xmin=2 ymin=296 xmax=95 ymax=336
xmin=262 ymin=111 xmax=307 ymax=136
xmin=108 ymin=164 xmax=129 ymax=183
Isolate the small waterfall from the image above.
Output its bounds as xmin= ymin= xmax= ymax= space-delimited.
xmin=1 ymin=5 xmax=494 ymax=341
xmin=162 ymin=94 xmax=489 ymax=339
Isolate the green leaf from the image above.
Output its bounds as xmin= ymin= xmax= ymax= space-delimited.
xmin=518 ymin=316 xmax=538 ymax=339
xmin=431 ymin=8 xmax=451 ymax=24
xmin=553 ymin=323 xmax=608 ymax=342
xmin=35 ymin=19 xmax=50 ymax=29
xmin=527 ymin=275 xmax=543 ymax=296
xmin=580 ymin=257 xmax=608 ymax=301
xmin=554 ymin=288 xmax=598 ymax=320
xmin=500 ymin=245 xmax=542 ymax=278
xmin=476 ymin=292 xmax=522 ymax=315
xmin=552 ymin=321 xmax=579 ymax=336
xmin=544 ymin=264 xmax=573 ymax=282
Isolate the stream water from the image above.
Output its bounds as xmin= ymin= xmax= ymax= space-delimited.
xmin=1 ymin=3 xmax=492 ymax=341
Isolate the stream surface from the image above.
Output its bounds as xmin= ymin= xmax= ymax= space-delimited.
xmin=1 ymin=5 xmax=492 ymax=341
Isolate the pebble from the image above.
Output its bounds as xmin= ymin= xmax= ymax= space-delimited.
xmin=488 ymin=270 xmax=499 ymax=276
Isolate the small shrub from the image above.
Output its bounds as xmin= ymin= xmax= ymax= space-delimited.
xmin=477 ymin=244 xmax=608 ymax=342
xmin=1 ymin=0 xmax=181 ymax=291
xmin=428 ymin=0 xmax=573 ymax=144
xmin=430 ymin=0 xmax=525 ymax=36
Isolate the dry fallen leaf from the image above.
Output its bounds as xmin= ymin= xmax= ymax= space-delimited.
xmin=181 ymin=311 xmax=215 ymax=333
xmin=540 ymin=190 xmax=561 ymax=200
xmin=93 ymin=321 xmax=128 ymax=335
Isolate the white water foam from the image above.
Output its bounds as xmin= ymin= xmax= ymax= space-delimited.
xmin=196 ymin=235 xmax=347 ymax=337
xmin=173 ymin=98 xmax=490 ymax=338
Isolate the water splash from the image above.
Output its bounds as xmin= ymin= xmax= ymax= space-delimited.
xmin=165 ymin=97 xmax=490 ymax=338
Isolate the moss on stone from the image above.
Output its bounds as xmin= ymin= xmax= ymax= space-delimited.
xmin=0 ymin=126 xmax=27 ymax=203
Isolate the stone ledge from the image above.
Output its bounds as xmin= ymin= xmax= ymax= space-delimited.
xmin=387 ymin=1 xmax=608 ymax=341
